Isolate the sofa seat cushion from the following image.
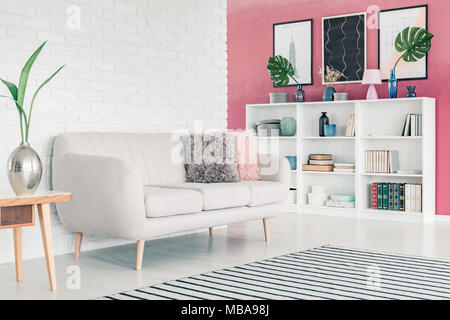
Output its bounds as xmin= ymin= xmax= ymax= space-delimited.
xmin=144 ymin=186 xmax=203 ymax=218
xmin=161 ymin=183 xmax=250 ymax=210
xmin=241 ymin=181 xmax=289 ymax=207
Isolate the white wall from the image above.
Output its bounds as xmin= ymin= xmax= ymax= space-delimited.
xmin=0 ymin=0 xmax=227 ymax=264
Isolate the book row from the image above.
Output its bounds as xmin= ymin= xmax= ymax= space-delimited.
xmin=370 ymin=183 xmax=422 ymax=212
xmin=365 ymin=150 xmax=399 ymax=173
xmin=402 ymin=113 xmax=422 ymax=136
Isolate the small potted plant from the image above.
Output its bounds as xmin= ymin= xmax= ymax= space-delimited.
xmin=389 ymin=27 xmax=433 ymax=98
xmin=319 ymin=66 xmax=344 ymax=101
xmin=267 ymin=55 xmax=305 ymax=102
xmin=0 ymin=41 xmax=64 ymax=195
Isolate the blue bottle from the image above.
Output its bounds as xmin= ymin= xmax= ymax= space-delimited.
xmin=388 ymin=69 xmax=398 ymax=98
xmin=295 ymin=84 xmax=305 ymax=102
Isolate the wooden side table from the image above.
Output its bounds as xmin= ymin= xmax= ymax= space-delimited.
xmin=0 ymin=191 xmax=72 ymax=291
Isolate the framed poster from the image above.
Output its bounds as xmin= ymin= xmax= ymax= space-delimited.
xmin=378 ymin=5 xmax=428 ymax=81
xmin=273 ymin=19 xmax=313 ymax=86
xmin=322 ymin=13 xmax=366 ymax=84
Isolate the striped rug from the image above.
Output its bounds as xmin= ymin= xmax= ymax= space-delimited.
xmin=101 ymin=245 xmax=450 ymax=300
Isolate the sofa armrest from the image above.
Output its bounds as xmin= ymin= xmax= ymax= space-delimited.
xmin=53 ymin=153 xmax=146 ymax=240
xmin=259 ymin=154 xmax=291 ymax=186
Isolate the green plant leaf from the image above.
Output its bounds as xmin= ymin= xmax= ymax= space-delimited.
xmin=16 ymin=41 xmax=47 ymax=110
xmin=25 ymin=65 xmax=65 ymax=141
xmin=394 ymin=27 xmax=433 ymax=68
xmin=0 ymin=79 xmax=18 ymax=100
xmin=0 ymin=79 xmax=25 ymax=142
xmin=267 ymin=55 xmax=298 ymax=87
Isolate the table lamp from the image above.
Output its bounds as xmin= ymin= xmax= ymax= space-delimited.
xmin=362 ymin=69 xmax=382 ymax=99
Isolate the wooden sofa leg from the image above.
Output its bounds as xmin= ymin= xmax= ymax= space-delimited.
xmin=262 ymin=218 xmax=270 ymax=243
xmin=136 ymin=240 xmax=145 ymax=270
xmin=74 ymin=232 xmax=83 ymax=259
xmin=209 ymin=227 xmax=214 ymax=236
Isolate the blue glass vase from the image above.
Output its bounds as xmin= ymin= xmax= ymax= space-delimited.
xmin=388 ymin=69 xmax=398 ymax=98
xmin=295 ymin=84 xmax=305 ymax=102
xmin=323 ymin=86 xmax=336 ymax=101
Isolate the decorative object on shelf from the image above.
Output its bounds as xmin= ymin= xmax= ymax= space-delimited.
xmin=303 ymin=154 xmax=334 ymax=172
xmin=402 ymin=113 xmax=422 ymax=136
xmin=406 ymin=86 xmax=417 ymax=98
xmin=308 ymin=185 xmax=329 ymax=206
xmin=333 ymin=92 xmax=348 ymax=101
xmin=388 ymin=69 xmax=398 ymax=98
xmin=371 ymin=183 xmax=421 ymax=212
xmin=326 ymin=194 xmax=355 ymax=208
xmin=285 ymin=156 xmax=297 ymax=171
xmin=280 ymin=117 xmax=297 ymax=136
xmin=322 ymin=87 xmax=336 ymax=102
xmin=319 ymin=66 xmax=343 ymax=101
xmin=0 ymin=41 xmax=64 ymax=195
xmin=322 ymin=12 xmax=366 ymax=84
xmin=379 ymin=5 xmax=429 ymax=80
xmin=269 ymin=92 xmax=289 ymax=103
xmin=295 ymin=84 xmax=305 ymax=102
xmin=362 ymin=69 xmax=382 ymax=99
xmin=255 ymin=119 xmax=280 ymax=137
xmin=334 ymin=163 xmax=355 ymax=173
xmin=345 ymin=115 xmax=356 ymax=137
xmin=365 ymin=150 xmax=399 ymax=173
xmin=324 ymin=124 xmax=336 ymax=137
xmin=273 ymin=19 xmax=313 ymax=85
xmin=319 ymin=112 xmax=329 ymax=136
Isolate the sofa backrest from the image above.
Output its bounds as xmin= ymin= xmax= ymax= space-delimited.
xmin=53 ymin=132 xmax=186 ymax=186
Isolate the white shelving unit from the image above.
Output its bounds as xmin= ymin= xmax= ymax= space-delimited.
xmin=246 ymin=97 xmax=435 ymax=224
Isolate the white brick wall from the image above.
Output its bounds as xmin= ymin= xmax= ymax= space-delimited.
xmin=0 ymin=0 xmax=227 ymax=264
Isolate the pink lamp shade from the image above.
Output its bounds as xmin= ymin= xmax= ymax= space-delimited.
xmin=362 ymin=69 xmax=382 ymax=100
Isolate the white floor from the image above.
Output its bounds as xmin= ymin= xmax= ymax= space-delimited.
xmin=1 ymin=212 xmax=450 ymax=300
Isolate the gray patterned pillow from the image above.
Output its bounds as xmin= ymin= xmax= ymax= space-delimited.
xmin=182 ymin=132 xmax=239 ymax=183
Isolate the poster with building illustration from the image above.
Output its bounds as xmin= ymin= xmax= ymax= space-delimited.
xmin=273 ymin=19 xmax=313 ymax=86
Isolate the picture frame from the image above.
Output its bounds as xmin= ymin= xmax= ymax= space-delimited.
xmin=322 ymin=12 xmax=367 ymax=84
xmin=273 ymin=19 xmax=313 ymax=86
xmin=378 ymin=5 xmax=428 ymax=81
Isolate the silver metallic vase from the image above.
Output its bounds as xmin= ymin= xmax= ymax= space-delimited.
xmin=7 ymin=142 xmax=43 ymax=196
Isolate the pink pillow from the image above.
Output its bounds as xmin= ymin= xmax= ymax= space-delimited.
xmin=234 ymin=130 xmax=261 ymax=180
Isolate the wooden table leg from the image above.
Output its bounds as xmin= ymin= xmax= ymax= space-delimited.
xmin=13 ymin=227 xmax=22 ymax=282
xmin=37 ymin=203 xmax=57 ymax=291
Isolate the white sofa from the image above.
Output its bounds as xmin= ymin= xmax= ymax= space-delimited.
xmin=52 ymin=132 xmax=290 ymax=269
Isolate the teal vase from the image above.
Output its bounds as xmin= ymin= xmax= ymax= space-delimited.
xmin=323 ymin=86 xmax=336 ymax=101
xmin=280 ymin=117 xmax=296 ymax=136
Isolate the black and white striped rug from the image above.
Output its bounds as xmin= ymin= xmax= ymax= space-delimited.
xmin=101 ymin=245 xmax=450 ymax=300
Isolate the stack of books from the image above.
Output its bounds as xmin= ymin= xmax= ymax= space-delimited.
xmin=402 ymin=114 xmax=422 ymax=136
xmin=326 ymin=194 xmax=355 ymax=208
xmin=302 ymin=154 xmax=334 ymax=172
xmin=345 ymin=115 xmax=355 ymax=137
xmin=365 ymin=150 xmax=399 ymax=173
xmin=334 ymin=163 xmax=355 ymax=173
xmin=370 ymin=183 xmax=422 ymax=212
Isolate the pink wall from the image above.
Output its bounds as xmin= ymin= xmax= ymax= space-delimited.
xmin=227 ymin=0 xmax=450 ymax=214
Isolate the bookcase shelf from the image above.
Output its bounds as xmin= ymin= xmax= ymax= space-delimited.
xmin=359 ymin=173 xmax=423 ymax=178
xmin=302 ymin=171 xmax=356 ymax=176
xmin=246 ymin=97 xmax=435 ymax=223
xmin=361 ymin=136 xmax=422 ymax=140
xmin=303 ymin=136 xmax=355 ymax=140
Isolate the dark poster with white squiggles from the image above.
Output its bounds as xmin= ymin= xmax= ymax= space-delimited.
xmin=323 ymin=13 xmax=366 ymax=83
